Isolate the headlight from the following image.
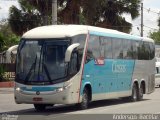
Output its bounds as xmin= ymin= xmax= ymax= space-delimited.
xmin=15 ymin=87 xmax=21 ymax=91
xmin=56 ymin=87 xmax=64 ymax=92
xmin=16 ymin=87 xmax=21 ymax=91
xmin=55 ymin=82 xmax=72 ymax=93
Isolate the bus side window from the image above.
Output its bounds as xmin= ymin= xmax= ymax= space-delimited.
xmin=149 ymin=43 xmax=155 ymax=60
xmin=101 ymin=37 xmax=112 ymax=59
xmin=86 ymin=35 xmax=100 ymax=63
xmin=156 ymin=67 xmax=160 ymax=74
xmin=123 ymin=39 xmax=132 ymax=59
xmin=112 ymin=38 xmax=123 ymax=59
xmin=72 ymin=34 xmax=86 ymax=68
xmin=132 ymin=41 xmax=138 ymax=59
xmin=156 ymin=67 xmax=158 ymax=74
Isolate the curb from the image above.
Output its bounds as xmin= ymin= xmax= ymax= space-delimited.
xmin=0 ymin=81 xmax=14 ymax=88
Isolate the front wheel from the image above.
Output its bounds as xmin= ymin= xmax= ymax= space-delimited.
xmin=34 ymin=104 xmax=46 ymax=111
xmin=79 ymin=88 xmax=89 ymax=110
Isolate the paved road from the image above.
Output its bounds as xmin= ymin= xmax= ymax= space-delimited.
xmin=0 ymin=87 xmax=160 ymax=120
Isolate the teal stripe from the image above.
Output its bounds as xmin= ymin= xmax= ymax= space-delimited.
xmin=21 ymin=87 xmax=58 ymax=92
xmin=90 ymin=31 xmax=141 ymax=40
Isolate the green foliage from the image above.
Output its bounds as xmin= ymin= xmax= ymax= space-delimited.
xmin=0 ymin=22 xmax=19 ymax=52
xmin=59 ymin=0 xmax=141 ymax=33
xmin=158 ymin=17 xmax=160 ymax=29
xmin=9 ymin=3 xmax=42 ymax=36
xmin=0 ymin=33 xmax=5 ymax=51
xmin=9 ymin=0 xmax=142 ymax=35
xmin=0 ymin=65 xmax=5 ymax=81
xmin=149 ymin=31 xmax=160 ymax=44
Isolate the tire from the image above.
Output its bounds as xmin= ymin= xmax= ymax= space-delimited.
xmin=79 ymin=88 xmax=89 ymax=110
xmin=138 ymin=84 xmax=143 ymax=101
xmin=130 ymin=83 xmax=138 ymax=102
xmin=34 ymin=104 xmax=46 ymax=111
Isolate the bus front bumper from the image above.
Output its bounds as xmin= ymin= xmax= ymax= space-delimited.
xmin=14 ymin=86 xmax=77 ymax=105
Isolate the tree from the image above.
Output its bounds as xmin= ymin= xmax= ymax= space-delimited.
xmin=58 ymin=0 xmax=81 ymax=24
xmin=9 ymin=0 xmax=141 ymax=35
xmin=149 ymin=31 xmax=160 ymax=44
xmin=0 ymin=33 xmax=5 ymax=52
xmin=27 ymin=0 xmax=52 ymax=25
xmin=59 ymin=0 xmax=142 ymax=33
xmin=158 ymin=17 xmax=160 ymax=30
xmin=0 ymin=22 xmax=19 ymax=52
xmin=9 ymin=0 xmax=42 ymax=36
xmin=149 ymin=17 xmax=160 ymax=44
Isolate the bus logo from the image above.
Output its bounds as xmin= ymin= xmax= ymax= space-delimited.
xmin=112 ymin=62 xmax=126 ymax=73
xmin=36 ymin=91 xmax=40 ymax=95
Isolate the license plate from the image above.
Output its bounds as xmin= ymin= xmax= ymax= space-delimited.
xmin=33 ymin=97 xmax=43 ymax=101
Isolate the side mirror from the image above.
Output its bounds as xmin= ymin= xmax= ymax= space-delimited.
xmin=65 ymin=43 xmax=80 ymax=62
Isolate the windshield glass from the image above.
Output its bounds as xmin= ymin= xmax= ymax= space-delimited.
xmin=16 ymin=39 xmax=70 ymax=85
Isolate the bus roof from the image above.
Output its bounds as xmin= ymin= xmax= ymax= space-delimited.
xmin=22 ymin=25 xmax=88 ymax=39
xmin=22 ymin=25 xmax=154 ymax=43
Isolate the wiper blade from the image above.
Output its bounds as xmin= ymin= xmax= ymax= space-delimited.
xmin=42 ymin=62 xmax=53 ymax=84
xmin=24 ymin=55 xmax=37 ymax=83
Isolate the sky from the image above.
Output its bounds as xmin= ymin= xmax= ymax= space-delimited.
xmin=0 ymin=0 xmax=160 ymax=37
xmin=131 ymin=0 xmax=160 ymax=37
xmin=0 ymin=0 xmax=19 ymax=19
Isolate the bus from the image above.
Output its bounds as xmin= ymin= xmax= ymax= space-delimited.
xmin=14 ymin=25 xmax=155 ymax=111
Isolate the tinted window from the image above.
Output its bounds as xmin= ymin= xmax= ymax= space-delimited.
xmin=156 ymin=67 xmax=160 ymax=74
xmin=138 ymin=41 xmax=144 ymax=60
xmin=88 ymin=35 xmax=101 ymax=59
xmin=132 ymin=41 xmax=138 ymax=59
xmin=144 ymin=42 xmax=150 ymax=60
xmin=72 ymin=34 xmax=86 ymax=50
xmin=72 ymin=34 xmax=86 ymax=67
xmin=123 ymin=39 xmax=132 ymax=59
xmin=112 ymin=38 xmax=123 ymax=59
xmin=101 ymin=37 xmax=112 ymax=59
xmin=149 ymin=43 xmax=155 ymax=60
xmin=138 ymin=41 xmax=152 ymax=60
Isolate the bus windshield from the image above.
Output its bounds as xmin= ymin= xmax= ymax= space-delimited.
xmin=16 ymin=39 xmax=70 ymax=85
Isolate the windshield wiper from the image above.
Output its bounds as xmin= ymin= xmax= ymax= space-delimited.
xmin=24 ymin=55 xmax=37 ymax=83
xmin=42 ymin=62 xmax=52 ymax=84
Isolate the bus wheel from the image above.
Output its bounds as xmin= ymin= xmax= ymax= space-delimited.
xmin=138 ymin=84 xmax=143 ymax=101
xmin=130 ymin=83 xmax=138 ymax=102
xmin=79 ymin=88 xmax=89 ymax=110
xmin=34 ymin=104 xmax=46 ymax=111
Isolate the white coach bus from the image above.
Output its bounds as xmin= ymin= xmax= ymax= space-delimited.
xmin=14 ymin=25 xmax=155 ymax=111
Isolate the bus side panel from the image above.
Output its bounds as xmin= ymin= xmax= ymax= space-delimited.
xmin=81 ymin=59 xmax=135 ymax=101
